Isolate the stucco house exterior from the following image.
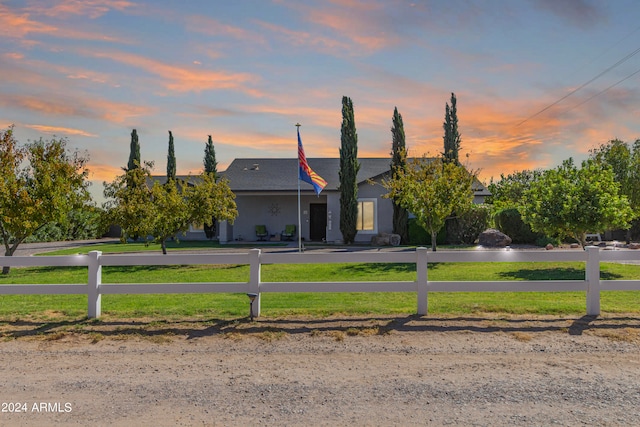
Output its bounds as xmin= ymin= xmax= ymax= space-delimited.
xmin=205 ymin=157 xmax=490 ymax=244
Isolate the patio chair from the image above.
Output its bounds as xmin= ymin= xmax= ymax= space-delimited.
xmin=255 ymin=225 xmax=268 ymax=241
xmin=281 ymin=224 xmax=296 ymax=241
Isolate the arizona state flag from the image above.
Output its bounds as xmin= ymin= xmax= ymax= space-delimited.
xmin=298 ymin=127 xmax=327 ymax=196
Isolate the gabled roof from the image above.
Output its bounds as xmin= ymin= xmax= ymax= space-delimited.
xmin=221 ymin=158 xmax=392 ymax=192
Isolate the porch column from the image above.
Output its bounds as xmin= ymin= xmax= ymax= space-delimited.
xmin=218 ymin=220 xmax=229 ymax=243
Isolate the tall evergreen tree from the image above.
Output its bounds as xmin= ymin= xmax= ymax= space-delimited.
xmin=391 ymin=107 xmax=409 ymax=244
xmin=203 ymin=135 xmax=218 ymax=239
xmin=443 ymin=92 xmax=461 ymax=164
xmin=204 ymin=135 xmax=218 ymax=178
xmin=339 ymin=96 xmax=360 ymax=244
xmin=127 ymin=129 xmax=140 ymax=171
xmin=167 ymin=130 xmax=176 ymax=181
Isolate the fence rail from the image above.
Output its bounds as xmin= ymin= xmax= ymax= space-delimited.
xmin=1 ymin=246 xmax=639 ymax=318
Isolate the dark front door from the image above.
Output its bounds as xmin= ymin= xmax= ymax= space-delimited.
xmin=309 ymin=203 xmax=327 ymax=241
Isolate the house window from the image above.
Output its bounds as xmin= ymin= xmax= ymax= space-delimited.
xmin=190 ymin=223 xmax=204 ymax=232
xmin=356 ymin=199 xmax=376 ymax=232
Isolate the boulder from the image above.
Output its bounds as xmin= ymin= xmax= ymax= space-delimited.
xmin=371 ymin=233 xmax=401 ymax=247
xmin=628 ymin=242 xmax=640 ymax=250
xmin=389 ymin=234 xmax=401 ymax=246
xmin=478 ymin=228 xmax=512 ymax=247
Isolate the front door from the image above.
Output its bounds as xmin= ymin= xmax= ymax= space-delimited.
xmin=309 ymin=204 xmax=327 ymax=241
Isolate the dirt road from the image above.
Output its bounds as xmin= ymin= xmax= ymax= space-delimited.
xmin=1 ymin=315 xmax=639 ymax=426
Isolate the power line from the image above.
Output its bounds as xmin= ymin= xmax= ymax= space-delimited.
xmin=516 ymin=45 xmax=640 ymax=126
xmin=558 ymin=65 xmax=640 ymax=117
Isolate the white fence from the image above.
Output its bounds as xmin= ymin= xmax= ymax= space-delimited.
xmin=1 ymin=246 xmax=639 ymax=318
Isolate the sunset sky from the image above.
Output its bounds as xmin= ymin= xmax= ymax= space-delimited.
xmin=2 ymin=0 xmax=640 ymax=202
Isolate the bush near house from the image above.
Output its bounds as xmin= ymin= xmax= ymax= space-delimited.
xmin=494 ymin=207 xmax=541 ymax=244
xmin=408 ymin=218 xmax=447 ymax=246
xmin=446 ymin=204 xmax=492 ymax=244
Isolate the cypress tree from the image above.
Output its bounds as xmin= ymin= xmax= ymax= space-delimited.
xmin=339 ymin=96 xmax=360 ymax=244
xmin=167 ymin=130 xmax=176 ymax=181
xmin=204 ymin=135 xmax=218 ymax=178
xmin=391 ymin=107 xmax=409 ymax=244
xmin=443 ymin=92 xmax=461 ymax=164
xmin=127 ymin=129 xmax=140 ymax=171
xmin=203 ymin=135 xmax=218 ymax=239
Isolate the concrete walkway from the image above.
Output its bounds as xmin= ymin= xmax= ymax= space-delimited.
xmin=0 ymin=238 xmax=120 ymax=257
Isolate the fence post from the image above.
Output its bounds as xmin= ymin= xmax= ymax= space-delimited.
xmin=249 ymin=248 xmax=261 ymax=318
xmin=585 ymin=246 xmax=600 ymax=316
xmin=87 ymin=250 xmax=102 ymax=319
xmin=416 ymin=247 xmax=428 ymax=315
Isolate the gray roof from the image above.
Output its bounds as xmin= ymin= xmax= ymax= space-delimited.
xmin=148 ymin=158 xmax=490 ymax=196
xmin=221 ymin=158 xmax=392 ymax=192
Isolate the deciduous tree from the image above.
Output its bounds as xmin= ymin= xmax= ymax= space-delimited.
xmin=589 ymin=138 xmax=640 ymax=241
xmin=0 ymin=126 xmax=91 ymax=274
xmin=487 ymin=169 xmax=543 ymax=210
xmin=520 ymin=158 xmax=634 ymax=247
xmin=103 ymin=164 xmax=237 ymax=254
xmin=383 ymin=157 xmax=475 ymax=251
xmin=103 ymin=161 xmax=157 ymax=244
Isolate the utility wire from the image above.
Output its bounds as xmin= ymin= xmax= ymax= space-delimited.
xmin=516 ymin=45 xmax=640 ymax=126
xmin=558 ymin=65 xmax=640 ymax=117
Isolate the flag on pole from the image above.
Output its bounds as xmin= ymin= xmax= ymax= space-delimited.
xmin=298 ymin=127 xmax=327 ymax=196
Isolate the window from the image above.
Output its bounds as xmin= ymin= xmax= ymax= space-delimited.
xmin=190 ymin=223 xmax=204 ymax=232
xmin=356 ymin=199 xmax=376 ymax=232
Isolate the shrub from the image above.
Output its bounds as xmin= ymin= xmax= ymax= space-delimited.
xmin=494 ymin=208 xmax=540 ymax=244
xmin=408 ymin=218 xmax=446 ymax=245
xmin=26 ymin=207 xmax=104 ymax=242
xmin=535 ymin=235 xmax=562 ymax=247
xmin=446 ymin=204 xmax=492 ymax=244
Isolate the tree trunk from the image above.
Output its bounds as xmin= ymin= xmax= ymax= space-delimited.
xmin=2 ymin=248 xmax=15 ymax=275
xmin=161 ymin=240 xmax=167 ymax=255
xmin=431 ymin=231 xmax=437 ymax=252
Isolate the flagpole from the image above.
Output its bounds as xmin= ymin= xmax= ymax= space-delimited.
xmin=296 ymin=123 xmax=302 ymax=253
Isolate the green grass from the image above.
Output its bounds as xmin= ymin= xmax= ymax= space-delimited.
xmin=1 ymin=241 xmax=640 ymax=319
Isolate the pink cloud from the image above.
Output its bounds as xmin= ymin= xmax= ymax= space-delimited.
xmin=0 ymin=93 xmax=154 ymax=124
xmin=25 ymin=124 xmax=98 ymax=138
xmin=0 ymin=3 xmax=129 ymax=43
xmin=256 ymin=21 xmax=351 ymax=53
xmin=185 ymin=15 xmax=268 ymax=46
xmin=89 ymin=163 xmax=126 ymax=182
xmin=27 ymin=0 xmax=136 ymax=19
xmin=88 ymin=50 xmax=262 ymax=95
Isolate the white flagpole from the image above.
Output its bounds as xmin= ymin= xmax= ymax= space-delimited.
xmin=296 ymin=123 xmax=302 ymax=253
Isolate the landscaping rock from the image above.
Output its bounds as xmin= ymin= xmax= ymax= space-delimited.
xmin=478 ymin=228 xmax=512 ymax=247
xmin=371 ymin=233 xmax=401 ymax=247
xmin=628 ymin=242 xmax=640 ymax=250
xmin=545 ymin=244 xmax=554 ymax=250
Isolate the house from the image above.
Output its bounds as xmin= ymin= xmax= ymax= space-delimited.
xmin=206 ymin=157 xmax=490 ymax=244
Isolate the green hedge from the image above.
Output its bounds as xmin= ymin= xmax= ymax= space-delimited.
xmin=408 ymin=218 xmax=447 ymax=245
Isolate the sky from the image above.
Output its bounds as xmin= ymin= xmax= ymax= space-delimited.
xmin=2 ymin=0 xmax=640 ymax=203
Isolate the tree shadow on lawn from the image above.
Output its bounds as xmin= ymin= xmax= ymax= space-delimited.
xmin=2 ymin=313 xmax=639 ymax=341
xmin=497 ymin=267 xmax=622 ymax=281
xmin=341 ymin=263 xmax=416 ymax=274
